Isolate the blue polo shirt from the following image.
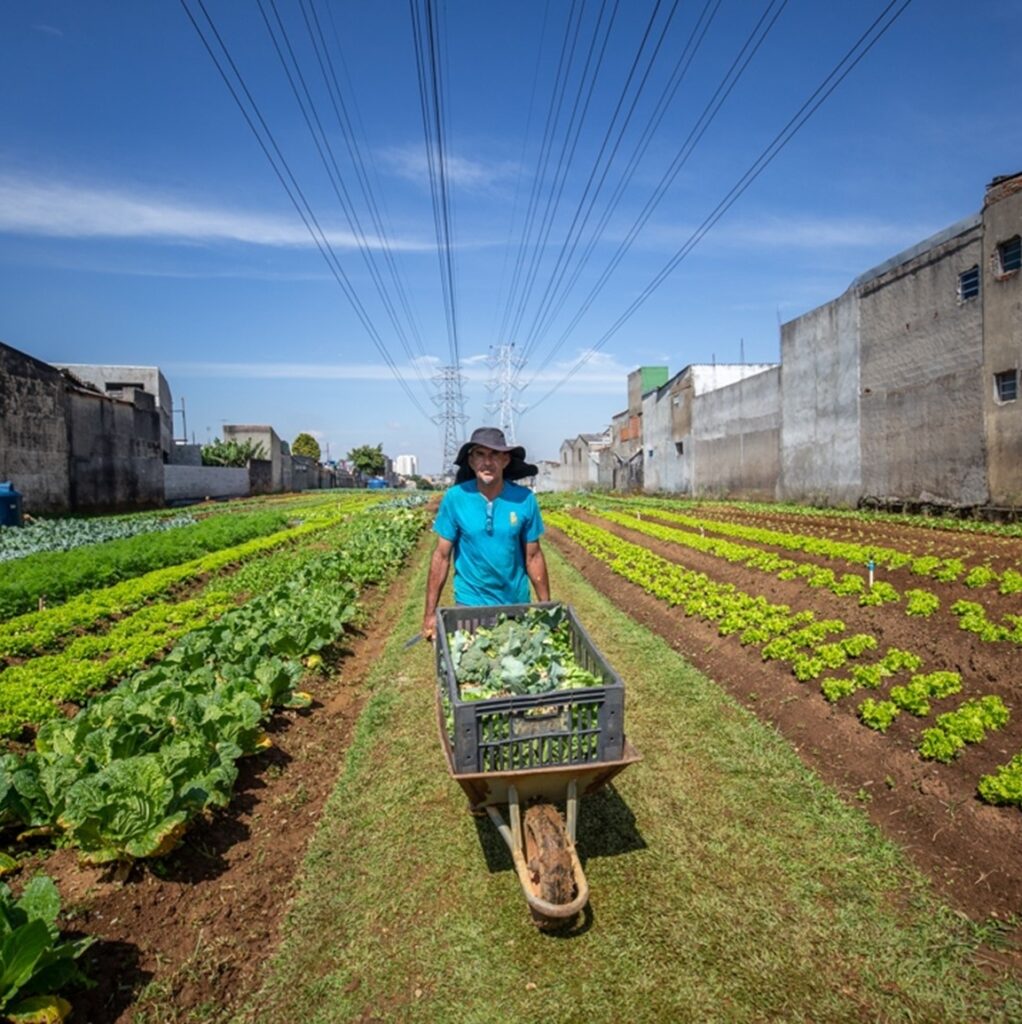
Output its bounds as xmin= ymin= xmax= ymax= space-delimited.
xmin=434 ymin=480 xmax=544 ymax=605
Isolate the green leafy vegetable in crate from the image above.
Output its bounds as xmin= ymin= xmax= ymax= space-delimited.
xmin=448 ymin=606 xmax=603 ymax=700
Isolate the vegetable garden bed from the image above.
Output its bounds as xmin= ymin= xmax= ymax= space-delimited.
xmin=543 ymin=496 xmax=1022 ymax=922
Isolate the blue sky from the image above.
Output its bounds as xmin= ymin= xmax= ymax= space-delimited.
xmin=2 ymin=1 xmax=1020 ymax=473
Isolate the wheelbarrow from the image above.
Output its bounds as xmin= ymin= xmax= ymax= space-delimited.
xmin=434 ymin=601 xmax=641 ymax=928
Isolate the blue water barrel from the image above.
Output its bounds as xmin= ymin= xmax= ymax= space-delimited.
xmin=0 ymin=482 xmax=23 ymax=527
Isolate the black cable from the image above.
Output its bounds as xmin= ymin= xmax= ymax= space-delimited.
xmin=496 ymin=0 xmax=587 ymax=349
xmin=258 ymin=0 xmax=434 ymax=403
xmin=523 ymin=0 xmax=915 ymax=411
xmin=504 ymin=0 xmax=620 ymax=350
xmin=304 ymin=0 xmax=431 ymax=367
xmin=179 ymin=0 xmax=433 ymax=421
xmin=520 ymin=0 xmax=787 ymax=391
xmin=513 ymin=0 xmax=682 ymax=368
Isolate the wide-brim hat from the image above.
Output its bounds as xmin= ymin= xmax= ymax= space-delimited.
xmin=454 ymin=426 xmax=538 ymax=484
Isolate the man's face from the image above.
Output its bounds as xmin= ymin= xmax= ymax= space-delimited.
xmin=468 ymin=445 xmax=511 ymax=486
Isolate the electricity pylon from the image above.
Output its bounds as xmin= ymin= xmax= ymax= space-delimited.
xmin=485 ymin=343 xmax=525 ymax=444
xmin=432 ymin=365 xmax=468 ymax=479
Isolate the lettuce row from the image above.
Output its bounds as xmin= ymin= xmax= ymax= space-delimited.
xmin=0 ymin=506 xmax=426 ymax=863
xmin=601 ymin=496 xmax=1013 ymax=590
xmin=545 ymin=511 xmax=876 ymax=685
xmin=0 ymin=510 xmax=293 ymax=621
xmin=0 ymin=495 xmax=379 ymax=657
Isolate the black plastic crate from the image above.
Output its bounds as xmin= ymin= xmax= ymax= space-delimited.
xmin=435 ymin=601 xmax=625 ymax=774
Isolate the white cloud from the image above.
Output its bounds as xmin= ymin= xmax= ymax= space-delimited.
xmin=165 ymin=348 xmax=631 ymax=395
xmin=643 ymin=214 xmax=934 ymax=253
xmin=380 ymin=145 xmax=518 ymax=192
xmin=0 ymin=174 xmax=433 ymax=251
xmin=33 ymin=24 xmax=64 ymax=37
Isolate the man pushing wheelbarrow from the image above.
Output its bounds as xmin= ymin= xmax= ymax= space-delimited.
xmin=423 ymin=428 xmax=640 ymax=929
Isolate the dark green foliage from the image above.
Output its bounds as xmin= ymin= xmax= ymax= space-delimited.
xmin=201 ymin=438 xmax=267 ymax=466
xmin=291 ymin=433 xmax=321 ymax=460
xmin=0 ymin=876 xmax=92 ymax=1018
xmin=347 ymin=443 xmax=385 ymax=477
xmin=0 ymin=510 xmax=288 ymax=619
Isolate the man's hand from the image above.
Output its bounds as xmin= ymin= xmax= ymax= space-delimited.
xmin=422 ymin=611 xmax=437 ymax=643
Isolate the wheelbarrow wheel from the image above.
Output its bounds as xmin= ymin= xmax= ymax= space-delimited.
xmin=524 ymin=803 xmax=574 ymax=926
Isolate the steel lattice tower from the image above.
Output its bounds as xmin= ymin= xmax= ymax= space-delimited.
xmin=432 ymin=365 xmax=468 ymax=478
xmin=485 ymin=344 xmax=525 ymax=444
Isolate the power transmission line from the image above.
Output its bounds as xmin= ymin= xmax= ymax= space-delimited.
xmin=523 ymin=0 xmax=915 ymax=411
xmin=518 ymin=0 xmax=784 ymax=392
xmin=179 ymin=0 xmax=433 ymax=421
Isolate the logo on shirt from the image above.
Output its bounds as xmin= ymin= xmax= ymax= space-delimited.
xmin=509 ymin=511 xmax=518 ymax=526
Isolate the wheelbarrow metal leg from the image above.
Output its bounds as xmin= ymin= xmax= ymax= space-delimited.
xmin=485 ymin=792 xmax=590 ymax=924
xmin=566 ymin=779 xmax=578 ymax=843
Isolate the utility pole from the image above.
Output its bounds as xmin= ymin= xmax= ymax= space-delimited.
xmin=485 ymin=343 xmax=525 ymax=443
xmin=173 ymin=396 xmax=188 ymax=445
xmin=432 ymin=365 xmax=468 ymax=479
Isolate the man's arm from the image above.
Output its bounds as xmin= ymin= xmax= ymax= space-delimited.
xmin=525 ymin=539 xmax=550 ymax=602
xmin=422 ymin=536 xmax=454 ymax=640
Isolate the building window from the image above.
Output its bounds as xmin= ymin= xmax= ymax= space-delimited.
xmin=647 ymin=448 xmax=654 ymax=459
xmin=958 ymin=265 xmax=979 ymax=301
xmin=995 ymin=370 xmax=1018 ymax=403
xmin=997 ymin=235 xmax=1021 ymax=275
xmin=675 ymin=441 xmax=684 ymax=454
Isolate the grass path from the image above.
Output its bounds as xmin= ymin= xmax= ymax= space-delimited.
xmin=247 ymin=542 xmax=1021 ymax=1024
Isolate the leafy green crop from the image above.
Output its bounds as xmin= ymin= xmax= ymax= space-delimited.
xmin=0 ymin=876 xmax=92 ymax=1020
xmin=858 ymin=698 xmax=900 ymax=733
xmin=919 ymin=696 xmax=1010 ymax=762
xmin=978 ymin=753 xmax=1022 ymax=807
xmin=951 ymin=599 xmax=1022 ymax=644
xmin=0 ymin=511 xmax=195 ymax=564
xmin=449 ymin=606 xmax=602 ymax=699
xmin=0 ymin=510 xmax=289 ymax=619
xmin=0 ymin=503 xmax=427 ymax=862
xmin=904 ymin=589 xmax=940 ymax=617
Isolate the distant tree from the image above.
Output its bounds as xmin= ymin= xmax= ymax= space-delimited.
xmin=201 ymin=438 xmax=267 ymax=467
xmin=291 ymin=432 xmax=321 ymax=461
xmin=348 ymin=443 xmax=385 ymax=477
xmin=415 ymin=477 xmax=436 ymax=491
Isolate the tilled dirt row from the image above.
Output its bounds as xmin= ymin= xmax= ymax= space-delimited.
xmin=548 ymin=514 xmax=1022 ymax=926
xmin=602 ymin=505 xmax=1022 ymax=627
xmin=625 ymin=501 xmax=1022 ymax=571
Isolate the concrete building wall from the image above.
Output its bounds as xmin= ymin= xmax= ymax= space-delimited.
xmin=981 ymin=174 xmax=1022 ymax=505
xmin=168 ymin=443 xmax=202 ymax=466
xmin=164 ymin=465 xmax=249 ymax=502
xmin=57 ymin=364 xmax=174 ymax=457
xmin=641 ymin=381 xmax=686 ymax=493
xmin=691 ymin=366 xmax=781 ymax=499
xmin=858 ymin=219 xmax=987 ymax=506
xmin=67 ymin=387 xmax=164 ymax=511
xmin=223 ymin=425 xmax=282 ymax=489
xmin=627 ymin=366 xmax=668 ymax=415
xmin=639 ymin=364 xmax=780 ymax=496
xmin=249 ymin=459 xmax=273 ymax=495
xmin=0 ymin=341 xmax=71 ymax=513
xmin=779 ymin=289 xmax=862 ymax=505
xmin=291 ymin=454 xmax=317 ymax=490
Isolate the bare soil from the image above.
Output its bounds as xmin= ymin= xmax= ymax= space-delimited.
xmin=23 ymin=539 xmax=426 ymax=1024
xmin=548 ymin=510 xmax=1022 ymax=927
